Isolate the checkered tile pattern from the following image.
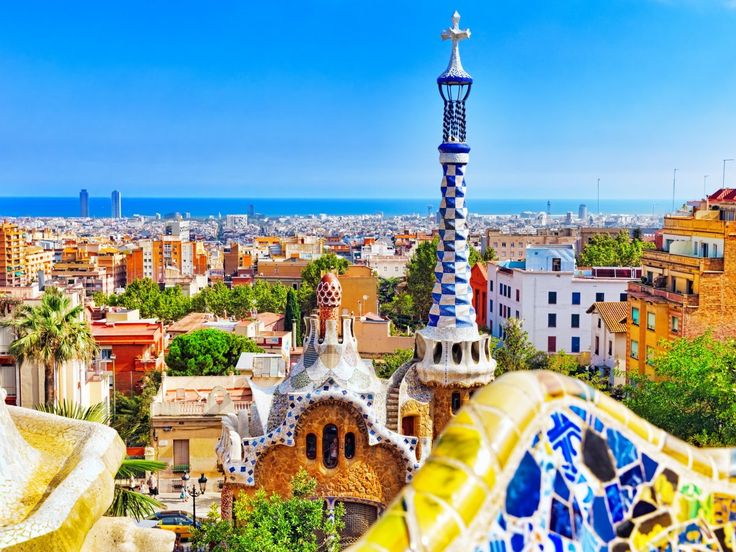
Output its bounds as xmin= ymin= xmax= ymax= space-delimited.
xmin=428 ymin=160 xmax=477 ymax=330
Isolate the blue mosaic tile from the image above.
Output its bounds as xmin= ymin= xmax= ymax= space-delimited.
xmin=506 ymin=451 xmax=541 ymax=518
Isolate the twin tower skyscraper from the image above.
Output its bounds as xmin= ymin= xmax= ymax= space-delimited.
xmin=78 ymin=189 xmax=122 ymax=218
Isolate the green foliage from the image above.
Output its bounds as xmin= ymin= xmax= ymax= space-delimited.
xmin=492 ymin=318 xmax=546 ymax=374
xmin=165 ymin=328 xmax=262 ymax=376
xmin=376 ymin=348 xmax=414 ymax=379
xmin=34 ymin=400 xmax=110 ymax=424
xmin=111 ymin=371 xmax=161 ymax=446
xmin=405 ymin=237 xmax=438 ymax=324
xmin=469 ymin=245 xmax=481 ymax=267
xmin=482 ymin=247 xmax=498 ymax=262
xmin=1 ymin=287 xmax=98 ymax=403
xmin=193 ymin=469 xmax=344 ymax=552
xmin=298 ymin=254 xmax=349 ymax=314
xmin=191 ymin=280 xmax=289 ymax=319
xmin=284 ymin=288 xmax=302 ymax=344
xmin=578 ymin=230 xmax=653 ymax=267
xmin=624 ymin=333 xmax=736 ymax=447
xmin=378 ymin=278 xmax=417 ymax=331
xmin=96 ymin=278 xmax=192 ymax=323
xmin=301 ymin=254 xmax=349 ymax=290
xmin=546 ymin=351 xmax=609 ymax=392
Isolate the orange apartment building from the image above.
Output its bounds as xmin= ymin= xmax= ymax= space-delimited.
xmin=627 ymin=191 xmax=736 ymax=376
xmin=223 ymin=242 xmax=253 ymax=277
xmin=90 ymin=310 xmax=166 ymax=395
xmin=126 ymin=238 xmax=208 ymax=284
xmin=0 ymin=222 xmax=24 ymax=287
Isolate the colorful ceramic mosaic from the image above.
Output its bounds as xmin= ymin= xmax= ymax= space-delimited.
xmin=351 ymin=370 xmax=736 ymax=551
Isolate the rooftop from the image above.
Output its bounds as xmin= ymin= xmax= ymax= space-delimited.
xmin=586 ymin=301 xmax=628 ymax=333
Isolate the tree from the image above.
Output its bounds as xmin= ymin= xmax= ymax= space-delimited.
xmin=376 ymin=348 xmax=414 ymax=379
xmin=166 ymin=329 xmax=263 ymax=376
xmin=301 ymin=254 xmax=349 ymax=290
xmin=578 ymin=230 xmax=653 ymax=267
xmin=191 ymin=281 xmax=233 ymax=317
xmin=546 ymin=351 xmax=608 ymax=392
xmin=624 ymin=333 xmax=736 ymax=447
xmin=469 ymin=245 xmax=481 ymax=267
xmin=481 ymin=247 xmax=498 ymax=262
xmin=284 ymin=288 xmax=302 ymax=344
xmin=96 ymin=278 xmax=192 ymax=323
xmin=1 ymin=287 xmax=98 ymax=403
xmin=406 ymin=237 xmax=438 ymax=324
xmin=253 ymin=280 xmax=289 ymax=313
xmin=492 ymin=318 xmax=546 ymax=374
xmin=382 ymin=292 xmax=416 ymax=331
xmin=193 ymin=469 xmax=344 ymax=552
xmin=111 ymin=371 xmax=161 ymax=446
xmin=34 ymin=400 xmax=166 ymax=519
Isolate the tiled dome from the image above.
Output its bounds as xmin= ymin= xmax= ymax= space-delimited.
xmin=316 ymin=272 xmax=342 ymax=308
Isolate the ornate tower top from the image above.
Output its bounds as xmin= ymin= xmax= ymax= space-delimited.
xmin=437 ymin=11 xmax=473 ymax=144
xmin=437 ymin=11 xmax=472 ymax=85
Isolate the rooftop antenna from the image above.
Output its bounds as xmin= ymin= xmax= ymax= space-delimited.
xmin=704 ymin=174 xmax=709 ymax=198
xmin=671 ymin=168 xmax=677 ymax=212
xmin=723 ymin=158 xmax=734 ymax=188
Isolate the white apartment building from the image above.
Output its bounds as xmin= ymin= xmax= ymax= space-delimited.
xmin=587 ymin=302 xmax=628 ymax=387
xmin=487 ymin=245 xmax=640 ymax=356
xmin=367 ymin=255 xmax=410 ymax=279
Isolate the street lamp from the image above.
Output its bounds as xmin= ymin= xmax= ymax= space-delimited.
xmin=181 ymin=472 xmax=207 ymax=525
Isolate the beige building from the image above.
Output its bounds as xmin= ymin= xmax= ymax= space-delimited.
xmin=151 ymin=374 xmax=253 ymax=487
xmin=486 ymin=228 xmax=577 ymax=261
xmin=367 ymin=255 xmax=409 ymax=279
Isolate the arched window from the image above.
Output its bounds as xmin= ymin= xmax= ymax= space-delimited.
xmin=451 ymin=392 xmax=462 ymax=414
xmin=323 ymin=424 xmax=339 ymax=468
xmin=306 ymin=433 xmax=317 ymax=460
xmin=344 ymin=432 xmax=356 ymax=459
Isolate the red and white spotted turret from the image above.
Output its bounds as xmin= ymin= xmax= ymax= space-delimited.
xmin=316 ymin=272 xmax=342 ymax=336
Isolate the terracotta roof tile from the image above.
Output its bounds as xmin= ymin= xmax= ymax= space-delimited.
xmin=586 ymin=301 xmax=628 ymax=333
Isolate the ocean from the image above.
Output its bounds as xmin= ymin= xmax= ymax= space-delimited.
xmin=0 ymin=196 xmax=673 ymax=218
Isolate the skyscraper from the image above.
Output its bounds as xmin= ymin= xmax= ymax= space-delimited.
xmin=111 ymin=190 xmax=122 ymax=218
xmin=79 ymin=189 xmax=89 ymax=217
xmin=579 ymin=203 xmax=588 ymax=220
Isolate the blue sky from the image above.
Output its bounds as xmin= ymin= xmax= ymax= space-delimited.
xmin=1 ymin=1 xmax=735 ymax=199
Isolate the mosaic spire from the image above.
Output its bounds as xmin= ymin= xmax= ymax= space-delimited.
xmin=426 ymin=11 xmax=477 ymax=341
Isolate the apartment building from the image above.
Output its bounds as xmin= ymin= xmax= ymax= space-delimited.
xmin=487 ymin=245 xmax=639 ymax=356
xmin=627 ymin=191 xmax=736 ymax=376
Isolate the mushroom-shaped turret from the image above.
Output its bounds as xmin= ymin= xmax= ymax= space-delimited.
xmin=316 ymin=272 xmax=342 ymax=336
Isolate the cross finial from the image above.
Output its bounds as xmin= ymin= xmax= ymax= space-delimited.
xmin=441 ymin=11 xmax=471 ymax=45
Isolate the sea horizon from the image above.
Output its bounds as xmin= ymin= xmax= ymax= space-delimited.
xmin=0 ymin=196 xmax=678 ymax=218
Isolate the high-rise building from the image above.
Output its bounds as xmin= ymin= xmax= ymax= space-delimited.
xmin=579 ymin=203 xmax=588 ymax=220
xmin=79 ymin=189 xmax=89 ymax=218
xmin=111 ymin=190 xmax=122 ymax=218
xmin=0 ymin=223 xmax=25 ymax=287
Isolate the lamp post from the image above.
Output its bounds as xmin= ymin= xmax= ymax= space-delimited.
xmin=181 ymin=472 xmax=207 ymax=525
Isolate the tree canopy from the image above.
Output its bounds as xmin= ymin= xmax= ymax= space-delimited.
xmin=405 ymin=238 xmax=438 ymax=324
xmin=624 ymin=333 xmax=736 ymax=447
xmin=193 ymin=469 xmax=344 ymax=552
xmin=578 ymin=230 xmax=653 ymax=267
xmin=301 ymin=253 xmax=349 ymax=290
xmin=165 ymin=328 xmax=262 ymax=376
xmin=1 ymin=287 xmax=97 ymax=403
xmin=375 ymin=348 xmax=414 ymax=379
xmin=284 ymin=288 xmax=302 ymax=344
xmin=94 ymin=278 xmax=191 ymax=323
xmin=492 ymin=318 xmax=546 ymax=375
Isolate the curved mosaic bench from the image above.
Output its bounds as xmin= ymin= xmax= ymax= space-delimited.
xmin=352 ymin=371 xmax=736 ymax=551
xmin=0 ymin=398 xmax=125 ymax=551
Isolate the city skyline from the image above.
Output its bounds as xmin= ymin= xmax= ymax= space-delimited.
xmin=0 ymin=2 xmax=735 ymax=200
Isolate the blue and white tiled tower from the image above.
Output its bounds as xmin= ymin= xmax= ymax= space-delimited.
xmin=415 ymin=12 xmax=496 ymax=387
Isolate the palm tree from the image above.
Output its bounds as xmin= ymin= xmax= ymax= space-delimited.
xmin=1 ymin=287 xmax=98 ymax=404
xmin=34 ymin=400 xmax=166 ymax=520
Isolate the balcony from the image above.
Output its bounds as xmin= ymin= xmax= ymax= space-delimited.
xmin=151 ymin=400 xmax=251 ymax=417
xmin=643 ymin=250 xmax=724 ymax=273
xmin=628 ymin=282 xmax=699 ymax=307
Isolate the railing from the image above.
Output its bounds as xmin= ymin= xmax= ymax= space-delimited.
xmin=171 ymin=464 xmax=189 ymax=473
xmin=151 ymin=400 xmax=252 ymax=417
xmin=628 ymin=282 xmax=699 ymax=307
xmin=643 ymin=250 xmax=724 ymax=272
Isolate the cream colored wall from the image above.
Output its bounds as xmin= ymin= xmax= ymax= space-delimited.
xmin=153 ymin=421 xmax=223 ymax=479
xmin=353 ymin=320 xmax=413 ymax=355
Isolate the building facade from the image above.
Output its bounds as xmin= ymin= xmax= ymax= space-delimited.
xmin=487 ymin=245 xmax=639 ymax=356
xmin=587 ymin=301 xmax=628 ymax=387
xmin=627 ymin=193 xmax=736 ymax=376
